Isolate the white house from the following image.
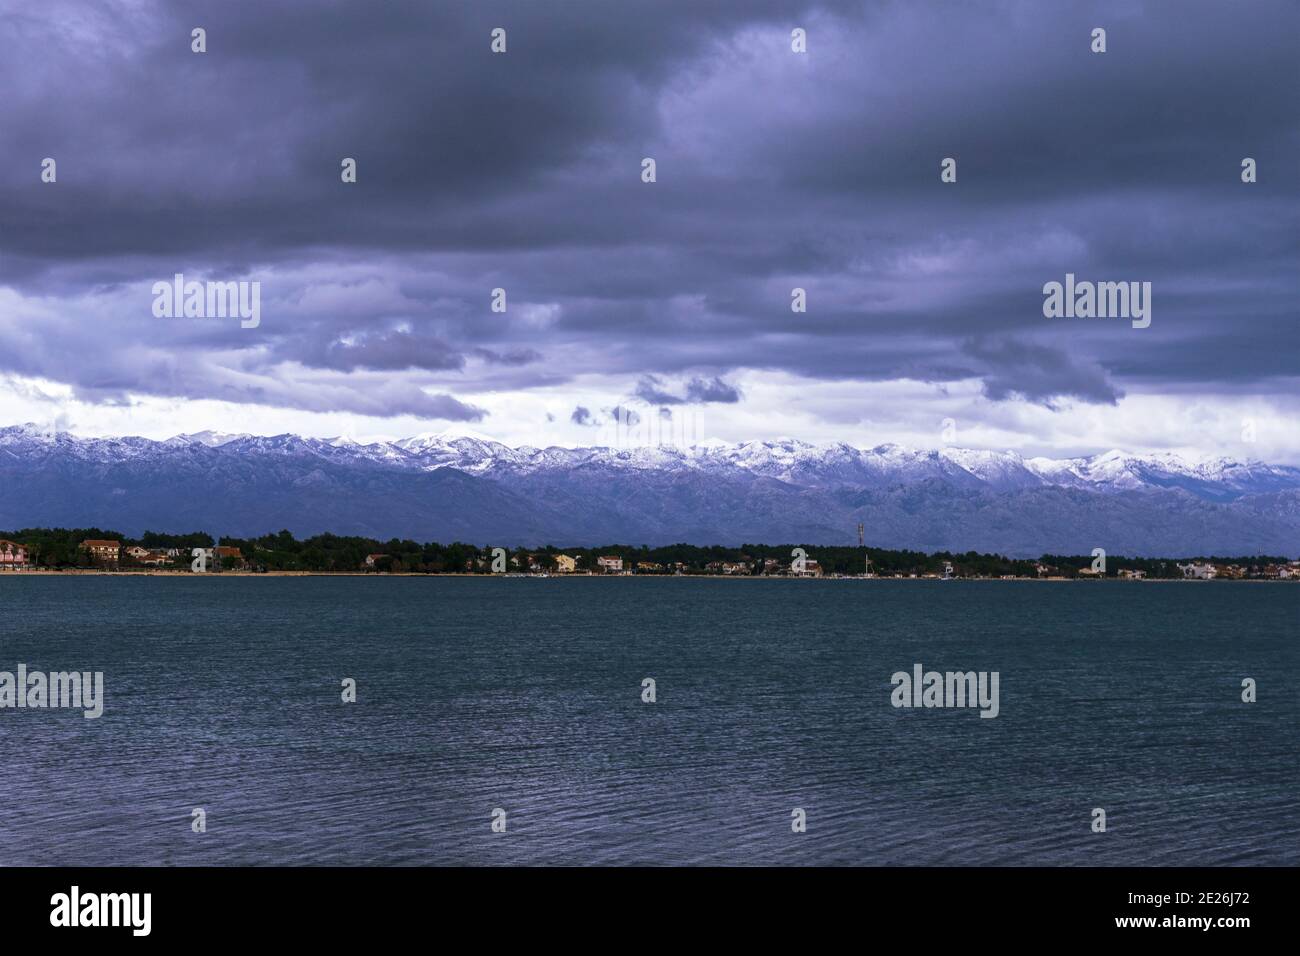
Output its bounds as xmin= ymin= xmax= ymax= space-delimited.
xmin=791 ymin=558 xmax=823 ymax=578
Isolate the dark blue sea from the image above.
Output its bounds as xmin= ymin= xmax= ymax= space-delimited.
xmin=1 ymin=576 xmax=1295 ymax=865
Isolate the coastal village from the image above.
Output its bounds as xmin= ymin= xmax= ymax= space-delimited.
xmin=0 ymin=532 xmax=1295 ymax=580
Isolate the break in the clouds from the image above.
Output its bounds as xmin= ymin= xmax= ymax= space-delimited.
xmin=0 ymin=0 xmax=1296 ymax=458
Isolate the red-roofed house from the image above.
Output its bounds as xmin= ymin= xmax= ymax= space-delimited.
xmin=0 ymin=539 xmax=28 ymax=569
xmin=214 ymin=546 xmax=246 ymax=570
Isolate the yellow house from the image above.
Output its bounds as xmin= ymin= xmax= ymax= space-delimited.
xmin=554 ymin=554 xmax=577 ymax=573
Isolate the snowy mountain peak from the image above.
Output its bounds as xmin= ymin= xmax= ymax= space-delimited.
xmin=1 ymin=423 xmax=1298 ymax=554
xmin=176 ymin=430 xmax=250 ymax=447
xmin=0 ymin=423 xmax=1296 ymax=502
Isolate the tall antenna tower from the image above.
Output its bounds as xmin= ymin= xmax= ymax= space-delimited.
xmin=857 ymin=523 xmax=864 ymax=547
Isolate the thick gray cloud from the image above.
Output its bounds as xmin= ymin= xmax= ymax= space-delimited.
xmin=0 ymin=0 xmax=1295 ymax=425
xmin=963 ymin=338 xmax=1123 ymax=407
xmin=686 ymin=377 xmax=742 ymax=404
xmin=635 ymin=374 xmax=741 ymax=405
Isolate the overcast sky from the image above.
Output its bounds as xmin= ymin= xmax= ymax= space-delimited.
xmin=1 ymin=0 xmax=1296 ymax=461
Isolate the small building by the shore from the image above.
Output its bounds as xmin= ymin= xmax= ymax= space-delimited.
xmin=791 ymin=558 xmax=823 ymax=578
xmin=0 ymin=539 xmax=28 ymax=569
xmin=81 ymin=539 xmax=121 ymax=566
xmin=214 ymin=546 xmax=246 ymax=570
xmin=132 ymin=548 xmax=169 ymax=566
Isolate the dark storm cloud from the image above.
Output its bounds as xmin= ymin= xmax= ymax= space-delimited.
xmin=963 ymin=338 xmax=1123 ymax=407
xmin=634 ymin=374 xmax=741 ymax=405
xmin=0 ymin=0 xmax=1295 ymax=421
xmin=298 ymin=329 xmax=466 ymax=373
xmin=686 ymin=377 xmax=742 ymax=404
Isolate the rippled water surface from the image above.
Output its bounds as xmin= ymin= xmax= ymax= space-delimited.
xmin=0 ymin=576 xmax=1295 ymax=865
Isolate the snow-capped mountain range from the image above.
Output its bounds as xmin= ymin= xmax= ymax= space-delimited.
xmin=1 ymin=424 xmax=1297 ymax=555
